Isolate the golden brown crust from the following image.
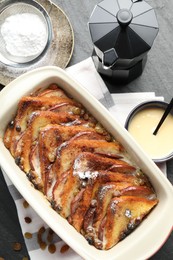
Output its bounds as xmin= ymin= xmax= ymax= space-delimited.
xmin=39 ymin=126 xmax=106 ymax=195
xmin=15 ymin=111 xmax=78 ymax=171
xmin=103 ymin=196 xmax=158 ymax=249
xmin=4 ymin=95 xmax=81 ymax=156
xmin=55 ymin=139 xmax=123 ymax=179
xmin=35 ymin=84 xmax=69 ymax=98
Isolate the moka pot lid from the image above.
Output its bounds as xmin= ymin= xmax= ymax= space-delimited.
xmin=89 ymin=0 xmax=159 ymax=68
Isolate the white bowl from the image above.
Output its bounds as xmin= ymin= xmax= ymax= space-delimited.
xmin=125 ymin=100 xmax=173 ymax=163
xmin=0 ymin=66 xmax=173 ymax=260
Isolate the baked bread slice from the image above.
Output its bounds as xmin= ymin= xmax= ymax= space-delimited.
xmin=102 ymin=196 xmax=158 ymax=249
xmin=53 ymin=162 xmax=141 ymax=228
xmin=72 ymin=152 xmax=136 ymax=174
xmin=52 ymin=170 xmax=134 ymax=219
xmin=15 ymin=111 xmax=80 ymax=190
xmin=70 ymin=169 xmax=149 ymax=233
xmin=4 ymin=95 xmax=81 ymax=155
xmin=83 ymin=183 xmax=156 ymax=246
xmin=49 ymin=139 xmax=123 ymax=198
xmin=38 ymin=125 xmax=106 ymax=195
xmin=53 ymin=139 xmax=123 ymax=181
xmin=72 ymin=182 xmax=129 ymax=233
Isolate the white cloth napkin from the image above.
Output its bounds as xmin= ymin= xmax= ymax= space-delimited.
xmin=3 ymin=57 xmax=166 ymax=259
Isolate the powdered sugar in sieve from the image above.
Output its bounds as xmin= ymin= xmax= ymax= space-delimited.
xmin=0 ymin=0 xmax=52 ymax=67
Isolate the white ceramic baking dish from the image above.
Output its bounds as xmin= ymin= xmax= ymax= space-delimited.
xmin=0 ymin=66 xmax=173 ymax=260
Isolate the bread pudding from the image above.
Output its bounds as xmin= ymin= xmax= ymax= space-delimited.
xmin=3 ymin=83 xmax=158 ymax=250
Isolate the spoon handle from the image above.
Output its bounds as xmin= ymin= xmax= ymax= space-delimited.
xmin=153 ymin=98 xmax=173 ymax=135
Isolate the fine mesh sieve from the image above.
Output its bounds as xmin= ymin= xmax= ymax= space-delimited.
xmin=0 ymin=0 xmax=52 ymax=67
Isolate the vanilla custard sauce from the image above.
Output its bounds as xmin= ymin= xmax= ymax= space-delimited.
xmin=128 ymin=107 xmax=173 ymax=159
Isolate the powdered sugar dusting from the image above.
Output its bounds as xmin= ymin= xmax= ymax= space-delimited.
xmin=74 ymin=169 xmax=99 ymax=180
xmin=1 ymin=13 xmax=47 ymax=57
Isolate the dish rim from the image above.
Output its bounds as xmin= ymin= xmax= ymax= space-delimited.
xmin=0 ymin=66 xmax=173 ymax=260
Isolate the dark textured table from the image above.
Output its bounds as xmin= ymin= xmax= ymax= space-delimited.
xmin=0 ymin=0 xmax=172 ymax=259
